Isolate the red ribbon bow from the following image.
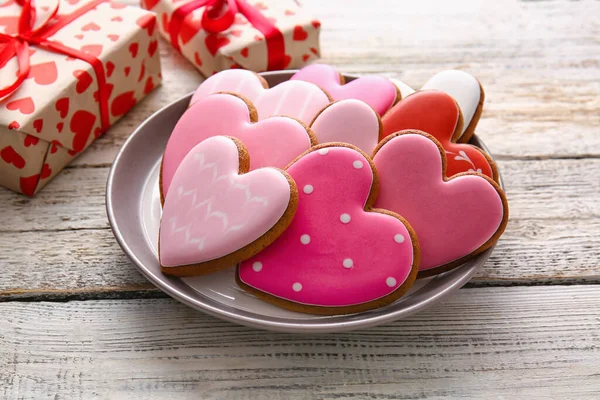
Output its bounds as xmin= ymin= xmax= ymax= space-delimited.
xmin=0 ymin=0 xmax=111 ymax=131
xmin=168 ymin=0 xmax=286 ymax=71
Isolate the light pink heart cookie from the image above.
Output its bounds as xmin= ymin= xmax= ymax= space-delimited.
xmin=237 ymin=144 xmax=419 ymax=315
xmin=310 ymin=100 xmax=382 ymax=154
xmin=189 ymin=69 xmax=332 ymax=124
xmin=291 ymin=64 xmax=399 ymax=115
xmin=161 ymin=93 xmax=315 ymax=201
xmin=373 ymin=131 xmax=508 ymax=276
xmin=159 ymin=136 xmax=298 ymax=276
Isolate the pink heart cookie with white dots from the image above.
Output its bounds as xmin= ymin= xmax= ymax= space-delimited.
xmin=161 ymin=93 xmax=316 ymax=201
xmin=291 ymin=64 xmax=400 ymax=115
xmin=373 ymin=131 xmax=508 ymax=277
xmin=160 ymin=136 xmax=298 ymax=277
xmin=189 ymin=69 xmax=332 ymax=124
xmin=237 ymin=144 xmax=419 ymax=315
xmin=310 ymin=100 xmax=382 ymax=154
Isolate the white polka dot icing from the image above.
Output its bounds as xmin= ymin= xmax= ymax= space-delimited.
xmin=300 ymin=234 xmax=311 ymax=244
xmin=237 ymin=146 xmax=416 ymax=310
xmin=318 ymin=148 xmax=329 ymax=155
xmin=292 ymin=282 xmax=303 ymax=292
xmin=303 ymin=184 xmax=314 ymax=194
xmin=340 ymin=214 xmax=351 ymax=224
xmin=386 ymin=277 xmax=397 ymax=287
xmin=394 ymin=234 xmax=405 ymax=243
xmin=252 ymin=262 xmax=262 ymax=272
xmin=353 ymin=160 xmax=363 ymax=169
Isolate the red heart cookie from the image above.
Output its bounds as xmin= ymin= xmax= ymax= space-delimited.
xmin=381 ymin=91 xmax=496 ymax=180
xmin=238 ymin=144 xmax=419 ymax=315
xmin=390 ymin=70 xmax=484 ymax=143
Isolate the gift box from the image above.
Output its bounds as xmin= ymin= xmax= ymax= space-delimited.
xmin=141 ymin=0 xmax=320 ymax=76
xmin=0 ymin=0 xmax=162 ymax=196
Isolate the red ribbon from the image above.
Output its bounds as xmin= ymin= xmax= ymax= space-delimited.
xmin=0 ymin=0 xmax=111 ymax=132
xmin=168 ymin=0 xmax=285 ymax=71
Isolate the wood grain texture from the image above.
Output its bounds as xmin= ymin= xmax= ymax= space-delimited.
xmin=1 ymin=157 xmax=599 ymax=298
xmin=2 ymin=286 xmax=600 ymax=399
xmin=1 ymin=215 xmax=598 ymax=300
xmin=2 ymin=157 xmax=599 ymax=232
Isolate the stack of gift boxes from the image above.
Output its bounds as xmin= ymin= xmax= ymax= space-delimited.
xmin=0 ymin=0 xmax=320 ymax=195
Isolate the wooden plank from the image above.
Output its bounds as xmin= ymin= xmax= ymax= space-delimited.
xmin=69 ymin=0 xmax=600 ymax=168
xmin=1 ymin=216 xmax=599 ymax=298
xmin=2 ymin=157 xmax=599 ymax=232
xmin=1 ymin=286 xmax=599 ymax=399
xmin=1 ymin=157 xmax=599 ymax=298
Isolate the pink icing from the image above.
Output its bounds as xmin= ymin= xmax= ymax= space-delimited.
xmin=160 ymin=136 xmax=292 ymax=267
xmin=162 ymin=93 xmax=312 ymax=197
xmin=310 ymin=100 xmax=380 ymax=153
xmin=291 ymin=64 xmax=397 ymax=115
xmin=373 ymin=133 xmax=505 ymax=271
xmin=239 ymin=146 xmax=415 ymax=307
xmin=189 ymin=69 xmax=331 ymax=123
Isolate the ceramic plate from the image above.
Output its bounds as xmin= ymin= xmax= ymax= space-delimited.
xmin=106 ymin=71 xmax=503 ymax=333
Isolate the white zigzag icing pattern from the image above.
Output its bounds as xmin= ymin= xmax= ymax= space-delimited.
xmin=168 ymin=151 xmax=271 ymax=246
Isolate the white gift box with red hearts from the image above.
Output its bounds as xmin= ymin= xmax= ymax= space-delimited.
xmin=141 ymin=0 xmax=320 ymax=76
xmin=0 ymin=0 xmax=161 ymax=196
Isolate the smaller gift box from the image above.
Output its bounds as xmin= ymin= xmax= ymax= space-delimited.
xmin=141 ymin=0 xmax=320 ymax=76
xmin=0 ymin=0 xmax=162 ymax=196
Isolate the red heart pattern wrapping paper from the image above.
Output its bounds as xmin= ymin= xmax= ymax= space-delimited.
xmin=0 ymin=0 xmax=162 ymax=196
xmin=141 ymin=0 xmax=320 ymax=77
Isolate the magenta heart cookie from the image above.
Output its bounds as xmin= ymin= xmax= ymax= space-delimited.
xmin=291 ymin=64 xmax=399 ymax=115
xmin=310 ymin=100 xmax=382 ymax=154
xmin=189 ymin=69 xmax=332 ymax=124
xmin=161 ymin=93 xmax=315 ymax=201
xmin=159 ymin=136 xmax=297 ymax=276
xmin=237 ymin=144 xmax=419 ymax=315
xmin=373 ymin=131 xmax=508 ymax=276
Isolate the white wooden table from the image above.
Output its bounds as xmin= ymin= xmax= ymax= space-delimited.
xmin=2 ymin=0 xmax=600 ymax=398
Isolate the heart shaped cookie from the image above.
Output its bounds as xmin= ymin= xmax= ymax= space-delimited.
xmin=310 ymin=100 xmax=381 ymax=153
xmin=390 ymin=70 xmax=484 ymax=142
xmin=291 ymin=64 xmax=399 ymax=115
xmin=159 ymin=136 xmax=298 ymax=277
xmin=189 ymin=69 xmax=332 ymax=124
xmin=237 ymin=144 xmax=419 ymax=315
xmin=381 ymin=90 xmax=497 ymax=180
xmin=373 ymin=131 xmax=508 ymax=276
xmin=161 ymin=93 xmax=315 ymax=201
xmin=421 ymin=70 xmax=484 ymax=143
